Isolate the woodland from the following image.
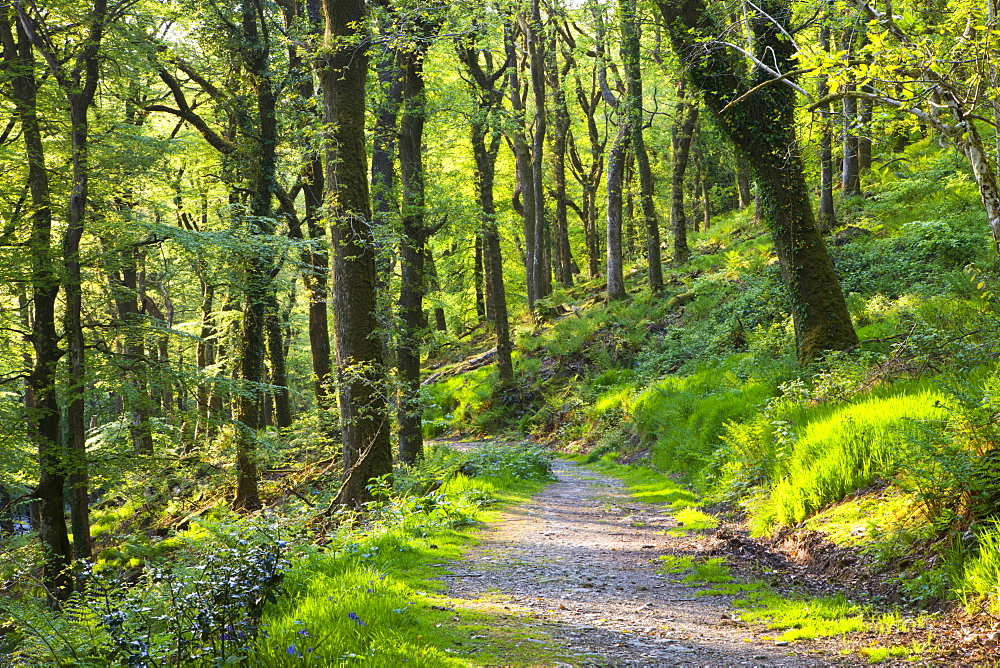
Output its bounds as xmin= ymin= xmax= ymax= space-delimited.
xmin=3 ymin=0 xmax=1000 ymax=663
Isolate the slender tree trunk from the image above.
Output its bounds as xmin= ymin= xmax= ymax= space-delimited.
xmin=457 ymin=37 xmax=514 ymax=382
xmin=233 ymin=0 xmax=280 ymax=512
xmin=265 ymin=295 xmax=293 ymax=429
xmin=526 ymin=3 xmax=550 ymax=303
xmin=620 ymin=0 xmax=661 ymax=292
xmin=606 ymin=122 xmax=629 ymax=301
xmin=858 ymin=92 xmax=872 ymax=172
xmin=671 ymin=86 xmax=698 ymax=265
xmin=840 ymin=25 xmax=860 ymax=196
xmin=322 ymin=0 xmax=392 ymax=505
xmin=370 ymin=15 xmax=403 ymax=359
xmin=547 ymin=31 xmax=574 ymax=288
xmin=817 ymin=22 xmax=836 ymax=231
xmin=397 ymin=29 xmax=436 ymax=465
xmin=62 ymin=91 xmax=95 ymax=568
xmin=842 ymin=93 xmax=860 ymax=196
xmin=474 ymin=235 xmax=486 ymax=321
xmin=281 ymin=0 xmax=335 ymax=438
xmin=196 ymin=281 xmax=216 ymax=439
xmin=506 ymin=21 xmax=538 ymax=310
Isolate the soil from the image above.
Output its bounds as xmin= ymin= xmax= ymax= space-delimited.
xmin=442 ymin=455 xmax=1000 ymax=667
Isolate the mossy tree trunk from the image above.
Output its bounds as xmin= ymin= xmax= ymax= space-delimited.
xmin=321 ymin=0 xmax=392 ymax=505
xmin=655 ymin=0 xmax=858 ymax=362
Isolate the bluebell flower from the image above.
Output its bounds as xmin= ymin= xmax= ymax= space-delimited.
xmin=348 ymin=612 xmax=367 ymax=626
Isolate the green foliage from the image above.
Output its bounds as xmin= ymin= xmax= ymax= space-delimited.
xmin=3 ymin=522 xmax=287 ymax=666
xmin=751 ymin=383 xmax=947 ymax=533
xmin=955 ymin=521 xmax=1000 ymax=613
xmin=463 ymin=442 xmax=554 ymax=481
xmin=897 ymin=371 xmax=1000 ymax=531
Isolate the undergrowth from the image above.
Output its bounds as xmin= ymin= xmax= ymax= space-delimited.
xmin=0 ymin=443 xmax=552 ymax=666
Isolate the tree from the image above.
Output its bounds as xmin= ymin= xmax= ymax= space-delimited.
xmin=591 ymin=0 xmax=628 ymax=301
xmin=620 ymin=0 xmax=663 ymax=292
xmin=457 ymin=24 xmax=515 ymax=383
xmin=0 ymin=8 xmax=71 ymax=601
xmin=670 ymin=82 xmax=698 ymax=265
xmin=320 ymin=0 xmax=392 ymax=505
xmin=654 ymin=0 xmax=858 ymax=361
xmin=811 ymin=0 xmax=1000 ymax=258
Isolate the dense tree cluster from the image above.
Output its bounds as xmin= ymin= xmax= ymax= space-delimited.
xmin=1 ymin=0 xmax=999 ymax=600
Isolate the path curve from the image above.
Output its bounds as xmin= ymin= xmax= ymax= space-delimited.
xmin=445 ymin=458 xmax=856 ymax=666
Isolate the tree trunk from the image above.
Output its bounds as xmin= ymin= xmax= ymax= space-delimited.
xmin=284 ymin=0 xmax=334 ymax=436
xmin=620 ymin=0 xmax=661 ymax=292
xmin=322 ymin=0 xmax=392 ymax=506
xmin=526 ymin=3 xmax=550 ymax=303
xmin=265 ymin=294 xmax=293 ymax=429
xmin=606 ymin=122 xmax=629 ymax=301
xmin=858 ymin=91 xmax=872 ymax=172
xmin=196 ymin=281 xmax=216 ymax=440
xmin=233 ymin=0 xmax=280 ymax=512
xmin=0 ymin=13 xmax=72 ymax=600
xmin=655 ymin=0 xmax=857 ymax=362
xmin=397 ymin=30 xmax=435 ymax=466
xmin=670 ymin=85 xmax=698 ymax=265
xmin=840 ymin=23 xmax=860 ymax=196
xmin=817 ymin=22 xmax=836 ymax=231
xmin=474 ymin=234 xmax=486 ymax=321
xmin=507 ymin=20 xmax=538 ymax=310
xmin=457 ymin=36 xmax=515 ymax=383
xmin=842 ymin=93 xmax=861 ymax=196
xmin=546 ymin=29 xmax=574 ymax=288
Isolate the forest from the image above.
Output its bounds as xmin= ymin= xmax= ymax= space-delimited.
xmin=3 ymin=0 xmax=1000 ymax=663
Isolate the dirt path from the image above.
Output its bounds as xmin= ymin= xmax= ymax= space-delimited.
xmin=445 ymin=458 xmax=856 ymax=666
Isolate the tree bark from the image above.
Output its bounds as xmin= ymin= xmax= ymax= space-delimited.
xmin=397 ymin=15 xmax=440 ymax=465
xmin=670 ymin=84 xmax=698 ymax=265
xmin=457 ymin=37 xmax=515 ymax=383
xmin=620 ymin=0 xmax=662 ymax=292
xmin=817 ymin=21 xmax=836 ymax=231
xmin=606 ymin=122 xmax=629 ymax=301
xmin=840 ymin=25 xmax=861 ymax=196
xmin=526 ymin=1 xmax=550 ymax=303
xmin=321 ymin=0 xmax=392 ymax=505
xmin=655 ymin=0 xmax=858 ymax=362
xmin=506 ymin=20 xmax=538 ymax=310
xmin=546 ymin=23 xmax=574 ymax=287
xmin=0 ymin=12 xmax=72 ymax=600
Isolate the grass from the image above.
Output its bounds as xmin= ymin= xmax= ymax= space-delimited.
xmin=751 ymin=384 xmax=947 ymax=534
xmin=250 ymin=473 xmax=571 ymax=666
xmin=584 ymin=458 xmax=699 ymax=506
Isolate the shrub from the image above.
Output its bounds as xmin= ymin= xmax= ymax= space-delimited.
xmin=463 ymin=442 xmax=554 ymax=481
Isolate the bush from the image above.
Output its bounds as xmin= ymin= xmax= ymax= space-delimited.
xmin=3 ymin=522 xmax=287 ymax=666
xmin=464 ymin=442 xmax=554 ymax=481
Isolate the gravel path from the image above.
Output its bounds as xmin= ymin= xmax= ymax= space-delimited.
xmin=444 ymin=458 xmax=855 ymax=666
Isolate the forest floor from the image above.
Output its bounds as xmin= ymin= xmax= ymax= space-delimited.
xmin=435 ymin=444 xmax=998 ymax=667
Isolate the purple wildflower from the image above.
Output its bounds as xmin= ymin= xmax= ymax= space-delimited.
xmin=348 ymin=612 xmax=367 ymax=627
